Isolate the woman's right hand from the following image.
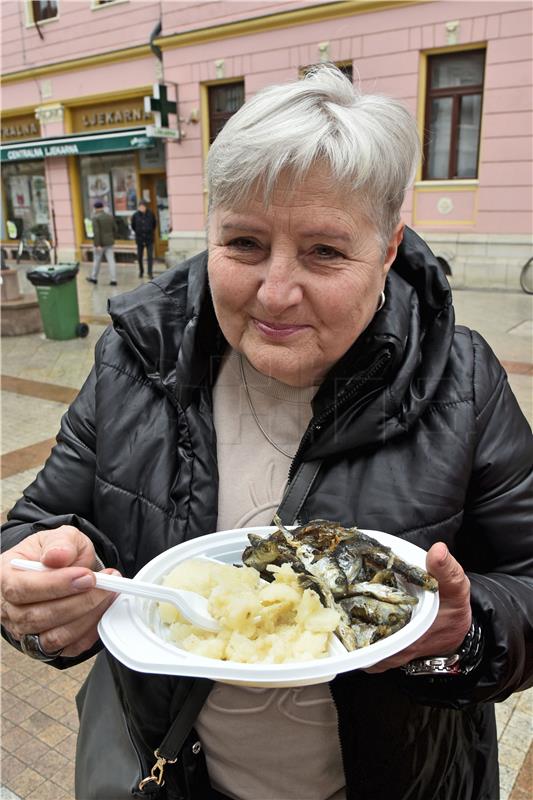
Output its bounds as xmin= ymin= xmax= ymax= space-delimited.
xmin=0 ymin=525 xmax=119 ymax=658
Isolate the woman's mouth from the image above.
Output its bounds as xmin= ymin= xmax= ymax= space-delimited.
xmin=252 ymin=318 xmax=309 ymax=339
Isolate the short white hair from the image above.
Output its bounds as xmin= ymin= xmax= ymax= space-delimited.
xmin=207 ymin=65 xmax=421 ymax=249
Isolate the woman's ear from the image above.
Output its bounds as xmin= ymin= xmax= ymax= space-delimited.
xmin=383 ymin=222 xmax=405 ymax=275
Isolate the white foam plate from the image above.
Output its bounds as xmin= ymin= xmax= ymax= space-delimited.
xmin=98 ymin=527 xmax=439 ymax=687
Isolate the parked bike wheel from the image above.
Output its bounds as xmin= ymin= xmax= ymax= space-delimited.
xmin=33 ymin=240 xmax=52 ymax=263
xmin=519 ymin=257 xmax=533 ymax=295
xmin=16 ymin=243 xmax=30 ymax=265
xmin=76 ymin=322 xmax=90 ymax=338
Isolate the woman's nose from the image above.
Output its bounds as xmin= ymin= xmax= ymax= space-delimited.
xmin=256 ymin=255 xmax=303 ymax=314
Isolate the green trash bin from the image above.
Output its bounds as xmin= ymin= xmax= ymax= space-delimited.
xmin=26 ymin=263 xmax=89 ymax=340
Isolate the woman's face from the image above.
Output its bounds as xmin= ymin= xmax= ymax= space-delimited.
xmin=208 ymin=170 xmax=403 ymax=387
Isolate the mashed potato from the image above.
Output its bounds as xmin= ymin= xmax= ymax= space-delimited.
xmin=158 ymin=559 xmax=340 ymax=663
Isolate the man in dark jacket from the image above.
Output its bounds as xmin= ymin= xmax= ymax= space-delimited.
xmin=87 ymin=201 xmax=118 ymax=286
xmin=131 ymin=200 xmax=156 ymax=279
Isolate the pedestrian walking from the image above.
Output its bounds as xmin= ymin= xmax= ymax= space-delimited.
xmin=86 ymin=201 xmax=118 ymax=286
xmin=131 ymin=200 xmax=156 ymax=278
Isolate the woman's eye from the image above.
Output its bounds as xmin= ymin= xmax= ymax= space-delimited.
xmin=227 ymin=237 xmax=258 ymax=251
xmin=313 ymin=245 xmax=343 ymax=259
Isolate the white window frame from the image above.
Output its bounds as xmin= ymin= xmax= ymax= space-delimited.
xmin=25 ymin=0 xmax=60 ymax=28
xmin=90 ymin=0 xmax=129 ymax=10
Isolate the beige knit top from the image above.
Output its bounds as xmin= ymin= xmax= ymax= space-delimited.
xmin=195 ymin=349 xmax=346 ymax=800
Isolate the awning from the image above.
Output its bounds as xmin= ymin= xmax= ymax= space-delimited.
xmin=0 ymin=128 xmax=155 ymax=162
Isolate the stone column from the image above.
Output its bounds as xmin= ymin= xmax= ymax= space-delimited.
xmin=34 ymin=104 xmax=77 ymax=262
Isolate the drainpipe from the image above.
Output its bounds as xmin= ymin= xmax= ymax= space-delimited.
xmin=150 ymin=20 xmax=163 ymax=79
xmin=35 ymin=20 xmax=45 ymax=41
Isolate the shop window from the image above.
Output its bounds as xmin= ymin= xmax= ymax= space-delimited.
xmin=423 ymin=49 xmax=485 ymax=180
xmin=2 ymin=161 xmax=50 ymax=241
xmin=31 ymin=1 xmax=58 ymax=23
xmin=208 ymin=82 xmax=245 ymax=144
xmin=80 ymin=153 xmax=138 ymax=241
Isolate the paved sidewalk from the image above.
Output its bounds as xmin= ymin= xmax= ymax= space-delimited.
xmin=1 ymin=261 xmax=532 ymax=799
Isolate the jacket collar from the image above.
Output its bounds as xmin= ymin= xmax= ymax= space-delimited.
xmin=108 ymin=251 xmax=224 ymax=408
xmin=304 ymin=227 xmax=454 ymax=456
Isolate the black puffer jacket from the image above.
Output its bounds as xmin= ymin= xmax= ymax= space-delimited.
xmin=3 ymin=229 xmax=533 ymax=800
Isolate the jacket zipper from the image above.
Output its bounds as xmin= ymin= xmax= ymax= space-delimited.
xmin=329 ymin=683 xmax=347 ymax=793
xmin=290 ymin=349 xmax=393 ymax=794
xmin=287 ymin=348 xmax=393 ymax=484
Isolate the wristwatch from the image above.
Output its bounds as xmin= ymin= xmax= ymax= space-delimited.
xmin=401 ymin=619 xmax=484 ymax=677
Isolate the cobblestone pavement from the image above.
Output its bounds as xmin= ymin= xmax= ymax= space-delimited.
xmin=1 ymin=261 xmax=532 ymax=799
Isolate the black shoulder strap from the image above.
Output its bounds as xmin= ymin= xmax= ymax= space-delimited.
xmin=158 ymin=678 xmax=213 ymax=761
xmin=275 ymin=459 xmax=323 ymax=526
xmin=140 ymin=678 xmax=213 ymax=793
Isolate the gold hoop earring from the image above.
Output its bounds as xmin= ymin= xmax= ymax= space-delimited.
xmin=376 ymin=291 xmax=386 ymax=312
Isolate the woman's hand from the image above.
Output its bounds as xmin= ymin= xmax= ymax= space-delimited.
xmin=365 ymin=542 xmax=472 ymax=674
xmin=0 ymin=525 xmax=119 ymax=658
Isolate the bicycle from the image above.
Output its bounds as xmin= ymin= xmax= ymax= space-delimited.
xmin=16 ymin=226 xmax=52 ymax=265
xmin=519 ymin=256 xmax=533 ymax=295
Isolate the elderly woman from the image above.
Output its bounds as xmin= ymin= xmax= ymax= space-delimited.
xmin=1 ymin=67 xmax=532 ymax=800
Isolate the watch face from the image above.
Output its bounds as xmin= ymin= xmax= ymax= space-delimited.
xmin=402 ymin=655 xmax=461 ymax=676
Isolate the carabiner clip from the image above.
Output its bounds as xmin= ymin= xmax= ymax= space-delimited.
xmin=139 ymin=749 xmax=178 ymax=792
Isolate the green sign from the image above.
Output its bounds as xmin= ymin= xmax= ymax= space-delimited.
xmin=1 ymin=131 xmax=155 ymax=162
xmin=146 ymin=84 xmax=177 ymax=128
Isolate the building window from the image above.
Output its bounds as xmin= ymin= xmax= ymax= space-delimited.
xmin=423 ymin=49 xmax=485 ymax=180
xmin=92 ymin=0 xmax=128 ymax=7
xmin=300 ymin=62 xmax=353 ymax=81
xmin=80 ymin=153 xmax=138 ymax=240
xmin=208 ymin=82 xmax=245 ymax=144
xmin=31 ymin=1 xmax=58 ymax=22
xmin=336 ymin=62 xmax=353 ymax=82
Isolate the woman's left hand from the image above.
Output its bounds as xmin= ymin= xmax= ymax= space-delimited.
xmin=364 ymin=542 xmax=472 ymax=674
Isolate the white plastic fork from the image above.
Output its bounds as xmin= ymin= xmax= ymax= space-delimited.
xmin=10 ymin=558 xmax=220 ymax=632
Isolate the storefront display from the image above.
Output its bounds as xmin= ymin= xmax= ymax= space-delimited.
xmin=1 ymin=96 xmax=167 ymax=258
xmin=87 ymin=172 xmax=112 ymax=211
xmin=32 ymin=176 xmax=49 ymax=224
xmin=2 ymin=161 xmax=50 ymax=239
xmin=155 ymin=177 xmax=170 ymax=241
xmin=80 ymin=153 xmax=138 ymax=240
xmin=140 ymin=173 xmax=169 ymax=257
xmin=111 ymin=167 xmax=138 ymax=214
xmin=10 ymin=175 xmax=32 ymax=215
xmin=73 ymin=99 xmax=153 ymax=248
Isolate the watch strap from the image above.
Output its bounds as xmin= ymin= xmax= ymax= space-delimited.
xmin=401 ymin=619 xmax=484 ymax=677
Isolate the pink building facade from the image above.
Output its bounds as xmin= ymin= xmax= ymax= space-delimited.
xmin=1 ymin=0 xmax=532 ymax=287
